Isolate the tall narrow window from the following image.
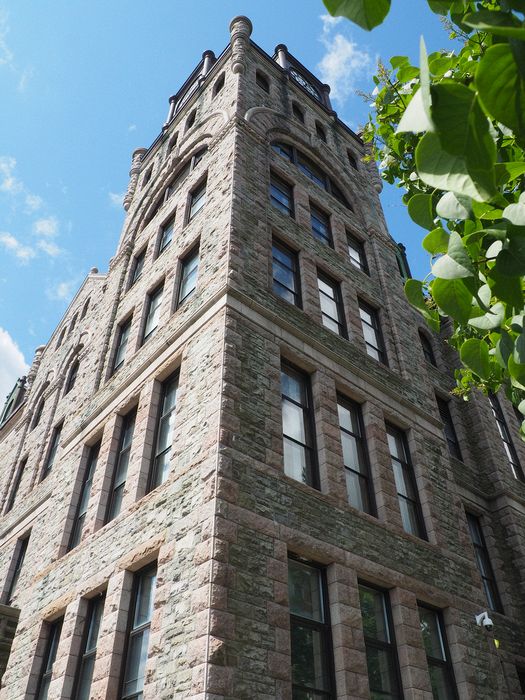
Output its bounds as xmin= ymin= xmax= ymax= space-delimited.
xmin=177 ymin=246 xmax=199 ymax=307
xmin=272 ymin=240 xmax=301 ymax=307
xmin=359 ymin=300 xmax=387 ymax=364
xmin=73 ymin=595 xmax=105 ymax=700
xmin=418 ymin=605 xmax=458 ymax=700
xmin=120 ymin=564 xmax=157 ymax=700
xmin=316 ymin=122 xmax=327 ymax=141
xmin=337 ymin=396 xmax=374 ymax=514
xmin=359 ymin=583 xmax=402 ymax=700
xmin=80 ymin=298 xmax=90 ymax=320
xmin=113 ymin=318 xmax=132 ymax=373
xmin=347 ymin=150 xmax=358 ymax=169
xmin=106 ymin=409 xmax=137 ymax=523
xmin=317 ymin=273 xmax=345 ymax=337
xmin=185 ymin=109 xmax=196 ymax=131
xmin=212 ymin=72 xmax=225 ymax=96
xmin=386 ymin=425 xmax=426 ymax=538
xmin=281 ymin=362 xmax=318 ymax=488
xmin=256 ymin=70 xmax=270 ymax=92
xmin=466 ymin=513 xmax=503 ymax=613
xmin=419 ymin=331 xmax=436 ymax=366
xmin=288 ymin=557 xmax=334 ymax=699
xmin=436 ymin=397 xmax=462 ymax=460
xmin=142 ymin=285 xmax=164 ymax=343
xmin=158 ymin=216 xmax=175 ymax=254
xmin=488 ymin=393 xmax=524 ymax=480
xmin=5 ymin=457 xmax=27 ymax=513
xmin=347 ymin=233 xmax=368 ymax=273
xmin=32 ymin=397 xmax=45 ymax=430
xmin=36 ymin=618 xmax=63 ymax=700
xmin=310 ymin=205 xmax=332 ymax=246
xmin=65 ymin=360 xmax=80 ymax=395
xmin=188 ymin=178 xmax=206 ymax=220
xmin=270 ymin=172 xmax=294 ymax=217
xmin=68 ymin=442 xmax=101 ymax=551
xmin=42 ymin=424 xmax=63 ymax=479
xmin=130 ymin=250 xmax=146 ymax=287
xmin=5 ymin=534 xmax=29 ymax=604
xmin=148 ymin=373 xmax=179 ymax=490
xmin=292 ymin=102 xmax=305 ymax=123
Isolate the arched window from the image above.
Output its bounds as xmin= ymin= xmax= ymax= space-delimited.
xmin=65 ymin=360 xmax=80 ymax=395
xmin=80 ymin=298 xmax=90 ymax=320
xmin=56 ymin=327 xmax=66 ymax=349
xmin=142 ymin=167 xmax=153 ymax=188
xmin=315 ymin=122 xmax=327 ymax=142
xmin=168 ymin=133 xmax=178 ymax=152
xmin=32 ymin=397 xmax=45 ymax=430
xmin=212 ymin=73 xmax=225 ymax=97
xmin=69 ymin=313 xmax=78 ymax=335
xmin=255 ymin=70 xmax=270 ymax=93
xmin=347 ymin=150 xmax=358 ymax=170
xmin=419 ymin=331 xmax=436 ymax=366
xmin=185 ymin=109 xmax=197 ymax=132
xmin=292 ymin=102 xmax=305 ymax=124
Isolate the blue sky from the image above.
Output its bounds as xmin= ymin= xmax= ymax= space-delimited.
xmin=0 ymin=0 xmax=450 ymax=400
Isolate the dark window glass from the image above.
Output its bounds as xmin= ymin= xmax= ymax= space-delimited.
xmin=36 ymin=618 xmax=63 ymax=700
xmin=192 ymin=147 xmax=206 ymax=168
xmin=56 ymin=327 xmax=66 ymax=349
xmin=120 ymin=564 xmax=157 ymax=700
xmin=42 ymin=424 xmax=63 ymax=479
xmin=317 ymin=273 xmax=345 ymax=337
xmin=270 ymin=173 xmax=294 ymax=217
xmin=272 ymin=240 xmax=301 ymax=307
xmin=5 ymin=457 xmax=27 ymax=513
xmin=80 ymin=298 xmax=90 ymax=320
xmin=359 ymin=584 xmax=402 ymax=700
xmin=73 ymin=595 xmax=105 ymax=700
xmin=177 ymin=245 xmax=199 ymax=306
xmin=142 ymin=168 xmax=152 ymax=187
xmin=256 ymin=70 xmax=270 ymax=92
xmin=113 ymin=319 xmax=132 ymax=372
xmin=517 ymin=668 xmax=525 ymax=695
xmin=488 ymin=393 xmax=524 ymax=480
xmin=281 ymin=363 xmax=318 ymax=488
xmin=292 ymin=103 xmax=305 ymax=123
xmin=185 ymin=109 xmax=196 ymax=131
xmin=337 ymin=396 xmax=374 ymax=514
xmin=297 ymin=153 xmax=326 ymax=188
xmin=466 ymin=513 xmax=503 ymax=613
xmin=130 ymin=250 xmax=145 ymax=287
xmin=65 ymin=360 xmax=79 ymax=395
xmin=359 ymin=301 xmax=387 ymax=364
xmin=436 ymin=397 xmax=462 ymax=461
xmin=213 ymin=73 xmax=225 ymax=96
xmin=158 ymin=216 xmax=174 ymax=254
xmin=5 ymin=535 xmax=29 ymax=604
xmin=288 ymin=558 xmax=334 ymax=699
xmin=316 ymin=122 xmax=326 ymax=141
xmin=386 ymin=425 xmax=426 ymax=538
xmin=68 ymin=442 xmax=101 ymax=551
xmin=310 ymin=206 xmax=332 ymax=247
xmin=347 ymin=151 xmax=358 ymax=169
xmin=420 ymin=331 xmax=436 ymax=366
xmin=272 ymin=142 xmax=293 ymax=161
xmin=329 ymin=180 xmax=351 ymax=209
xmin=69 ymin=313 xmax=78 ymax=336
xmin=347 ymin=233 xmax=368 ymax=273
xmin=148 ymin=373 xmax=179 ymax=491
xmin=142 ymin=285 xmax=163 ymax=342
xmin=189 ymin=179 xmax=206 ymax=219
xmin=32 ymin=397 xmax=45 ymax=429
xmin=418 ymin=605 xmax=458 ymax=700
xmin=106 ymin=410 xmax=137 ymax=523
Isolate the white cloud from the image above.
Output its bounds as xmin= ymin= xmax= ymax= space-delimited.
xmin=25 ymin=193 xmax=43 ymax=212
xmin=317 ymin=14 xmax=372 ymax=105
xmin=17 ymin=66 xmax=34 ymax=92
xmin=0 ymin=156 xmax=23 ymax=194
xmin=0 ymin=232 xmax=36 ymax=261
xmin=0 ymin=327 xmax=28 ymax=407
xmin=37 ymin=239 xmax=61 ymax=257
xmin=128 ymin=124 xmax=137 ymax=132
xmin=33 ymin=216 xmax=58 ymax=237
xmin=109 ymin=191 xmax=125 ymax=208
xmin=46 ymin=279 xmax=77 ymax=302
xmin=0 ymin=11 xmax=14 ymax=70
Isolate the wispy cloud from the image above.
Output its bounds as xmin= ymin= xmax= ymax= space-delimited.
xmin=0 ymin=156 xmax=23 ymax=194
xmin=33 ymin=216 xmax=58 ymax=237
xmin=0 ymin=232 xmax=36 ymax=262
xmin=46 ymin=279 xmax=77 ymax=302
xmin=37 ymin=239 xmax=61 ymax=257
xmin=317 ymin=14 xmax=372 ymax=105
xmin=109 ymin=191 xmax=124 ymax=208
xmin=0 ymin=11 xmax=33 ymax=90
xmin=0 ymin=326 xmax=28 ymax=403
xmin=128 ymin=124 xmax=137 ymax=132
xmin=25 ymin=193 xmax=43 ymax=212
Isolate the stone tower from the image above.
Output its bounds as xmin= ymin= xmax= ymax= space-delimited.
xmin=0 ymin=16 xmax=524 ymax=700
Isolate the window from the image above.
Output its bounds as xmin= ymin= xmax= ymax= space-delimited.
xmin=185 ymin=109 xmax=196 ymax=131
xmin=80 ymin=298 xmax=90 ymax=320
xmin=32 ymin=397 xmax=45 ymax=430
xmin=315 ymin=122 xmax=327 ymax=141
xmin=466 ymin=513 xmax=503 ymax=613
xmin=310 ymin=205 xmax=332 ymax=246
xmin=112 ymin=318 xmax=132 ymax=373
xmin=317 ymin=273 xmax=345 ymax=337
xmin=272 ymin=142 xmax=293 ymax=161
xmin=292 ymin=102 xmax=305 ymax=123
xmin=142 ymin=167 xmax=152 ymax=187
xmin=191 ymin=147 xmax=207 ymax=168
xmin=5 ymin=535 xmax=29 ymax=604
xmin=419 ymin=331 xmax=436 ymax=366
xmin=288 ymin=557 xmax=334 ymax=699
xmin=386 ymin=424 xmax=426 ymax=538
xmin=255 ymin=70 xmax=269 ymax=92
xmin=5 ymin=457 xmax=27 ymax=513
xmin=212 ymin=72 xmax=225 ymax=96
xmin=177 ymin=245 xmax=199 ymax=306
xmin=106 ymin=409 xmax=137 ymax=523
xmin=488 ymin=393 xmax=524 ymax=480
xmin=36 ymin=618 xmax=63 ymax=700
xmin=42 ymin=424 xmax=63 ymax=479
xmin=188 ymin=178 xmax=207 ymax=220
xmin=281 ymin=362 xmax=318 ymax=488
xmin=69 ymin=313 xmax=78 ymax=335
xmin=347 ymin=233 xmax=368 ymax=273
xmin=418 ymin=605 xmax=458 ymax=700
xmin=436 ymin=397 xmax=462 ymax=460
xmin=148 ymin=373 xmax=179 ymax=490
xmin=65 ymin=360 xmax=80 ymax=395
xmin=158 ymin=216 xmax=175 ymax=254
xmin=270 ymin=172 xmax=294 ymax=217
xmin=359 ymin=583 xmax=402 ymax=700
xmin=142 ymin=285 xmax=164 ymax=343
xmin=56 ymin=327 xmax=66 ymax=349
xmin=130 ymin=250 xmax=145 ymax=288
xmin=347 ymin=150 xmax=358 ymax=169
xmin=120 ymin=564 xmax=157 ymax=700
xmin=359 ymin=300 xmax=387 ymax=364
xmin=168 ymin=133 xmax=178 ymax=151
xmin=517 ymin=667 xmax=525 ymax=695
xmin=337 ymin=396 xmax=374 ymax=514
xmin=68 ymin=442 xmax=101 ymax=551
xmin=73 ymin=595 xmax=105 ymax=700
xmin=272 ymin=240 xmax=301 ymax=307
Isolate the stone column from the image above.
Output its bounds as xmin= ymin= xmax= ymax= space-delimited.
xmin=229 ymin=15 xmax=253 ymax=75
xmin=274 ymin=44 xmax=289 ymax=70
xmin=201 ymin=49 xmax=216 ymax=77
xmin=123 ymin=148 xmax=147 ymax=212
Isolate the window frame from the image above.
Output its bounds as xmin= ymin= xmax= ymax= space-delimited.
xmin=315 ymin=121 xmax=327 ymax=142
xmin=157 ymin=214 xmax=175 ymax=255
xmin=129 ymin=249 xmax=146 ymax=288
xmin=112 ymin=317 xmax=132 ymax=373
xmin=72 ymin=594 xmax=106 ymax=700
xmin=436 ymin=396 xmax=463 ymax=461
xmin=419 ymin=330 xmax=436 ymax=366
xmin=31 ymin=396 xmax=45 ymax=430
xmin=212 ymin=72 xmax=225 ymax=97
xmin=187 ymin=177 xmax=207 ymax=221
xmin=147 ymin=372 xmax=179 ymax=492
xmin=176 ymin=244 xmax=199 ymax=308
xmin=269 ymin=171 xmax=294 ymax=218
xmin=292 ymin=102 xmax=305 ymax=123
xmin=255 ymin=70 xmax=270 ymax=92
xmin=35 ymin=617 xmax=64 ymax=700
xmin=358 ymin=300 xmax=387 ymax=365
xmin=68 ymin=441 xmax=101 ymax=551
xmin=417 ymin=603 xmax=459 ymax=700
xmin=271 ymin=239 xmax=301 ymax=308
xmin=5 ymin=534 xmax=29 ymax=605
xmin=5 ymin=456 xmax=27 ymax=513
xmin=488 ymin=393 xmax=524 ymax=481
xmin=310 ymin=203 xmax=333 ymax=247
xmin=465 ymin=512 xmax=504 ymax=613
xmin=64 ymin=359 xmax=80 ymax=395
xmin=347 ymin=232 xmax=368 ymax=274
xmin=42 ymin=423 xmax=63 ymax=480
xmin=105 ymin=409 xmax=137 ymax=524
xmin=317 ymin=271 xmax=346 ymax=337
xmin=142 ymin=284 xmax=164 ymax=344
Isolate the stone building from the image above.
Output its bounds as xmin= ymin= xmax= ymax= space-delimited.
xmin=0 ymin=16 xmax=524 ymax=700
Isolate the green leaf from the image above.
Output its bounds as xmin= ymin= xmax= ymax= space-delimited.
xmin=518 ymin=398 xmax=525 ymax=415
xmin=494 ymin=162 xmax=525 ymax=186
xmin=405 ymin=278 xmax=427 ymax=311
xmin=435 ymin=191 xmax=471 ymax=220
xmin=503 ymin=202 xmax=525 ymax=225
xmin=322 ymin=0 xmax=391 ymax=29
xmin=490 ymin=269 xmax=523 ymax=310
xmin=496 ymin=330 xmax=514 ymax=368
xmin=419 ymin=37 xmax=432 ymax=125
xmin=432 ymin=277 xmax=473 ymax=322
xmin=468 ymin=301 xmax=505 ymax=330
xmin=460 ymin=338 xmax=491 ymax=379
xmin=423 ymin=227 xmax=449 ymax=254
xmin=508 ymin=354 xmax=525 ymax=388
xmin=408 ymin=194 xmax=435 ymax=229
xmin=493 ymin=226 xmax=525 ymax=275
xmin=476 ymin=43 xmax=525 ymax=146
xmin=432 ymin=231 xmax=475 ymax=278
xmin=515 ymin=330 xmax=525 ymax=364
xmin=427 ymin=0 xmax=454 ymax=13
xmin=463 ymin=10 xmax=525 ymax=39
xmin=396 ymin=88 xmax=434 ymax=133
xmin=390 ymin=55 xmax=409 ymax=69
